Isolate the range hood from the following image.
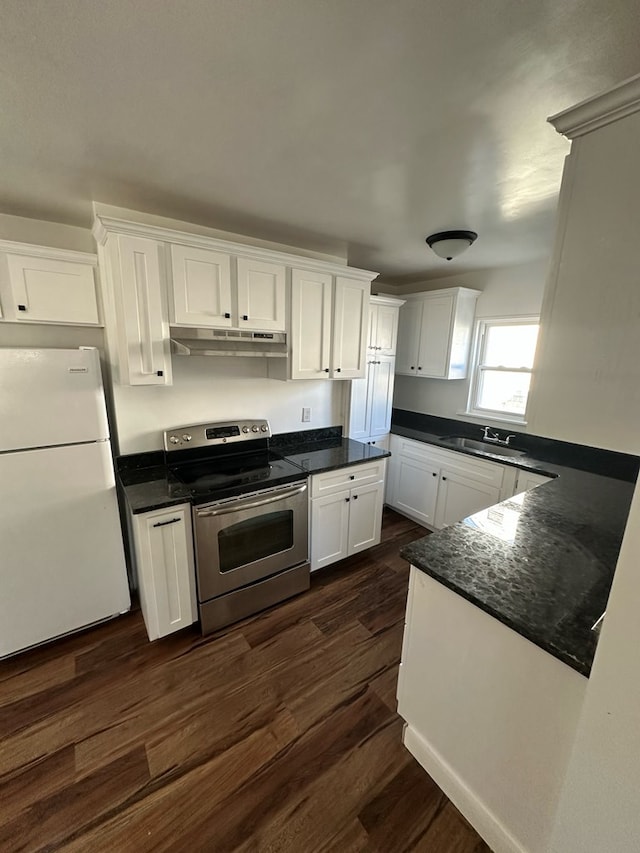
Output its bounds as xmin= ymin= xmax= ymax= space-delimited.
xmin=170 ymin=327 xmax=288 ymax=358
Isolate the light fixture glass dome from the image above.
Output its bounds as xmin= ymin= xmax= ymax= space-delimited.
xmin=426 ymin=230 xmax=478 ymax=261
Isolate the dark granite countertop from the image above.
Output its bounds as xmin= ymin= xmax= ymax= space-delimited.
xmin=392 ymin=414 xmax=638 ymax=676
xmin=119 ymin=426 xmax=390 ymax=514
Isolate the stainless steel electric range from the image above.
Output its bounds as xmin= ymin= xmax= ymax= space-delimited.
xmin=165 ymin=420 xmax=310 ymax=633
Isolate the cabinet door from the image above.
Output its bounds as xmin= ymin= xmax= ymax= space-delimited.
xmin=395 ymin=300 xmax=422 ymax=375
xmin=236 ymin=257 xmax=286 ymax=331
xmin=513 ymin=470 xmax=553 ymax=496
xmin=118 ymin=236 xmax=172 ymax=385
xmin=310 ymin=490 xmax=350 ymax=571
xmin=348 ymin=481 xmax=384 ymax=554
xmin=170 ymin=244 xmax=232 ymax=327
xmin=132 ymin=505 xmax=197 ymax=640
xmin=290 ymin=269 xmax=333 ymax=380
xmin=373 ymin=303 xmax=400 ymax=355
xmin=391 ymin=454 xmax=439 ymax=527
xmin=368 ymin=356 xmax=395 ymax=437
xmin=348 ymin=367 xmax=371 ymax=440
xmin=6 ymin=254 xmax=99 ymax=325
xmin=417 ymin=294 xmax=455 ymax=378
xmin=331 ymin=277 xmax=369 ymax=379
xmin=434 ymin=471 xmax=501 ymax=529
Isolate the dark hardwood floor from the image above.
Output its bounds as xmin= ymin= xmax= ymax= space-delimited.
xmin=0 ymin=509 xmax=491 ymax=852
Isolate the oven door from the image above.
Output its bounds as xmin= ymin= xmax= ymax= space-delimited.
xmin=193 ymin=480 xmax=308 ymax=599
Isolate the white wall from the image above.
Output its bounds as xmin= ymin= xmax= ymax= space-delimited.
xmin=526 ymin=111 xmax=640 ymax=454
xmin=385 ymin=259 xmax=548 ymax=427
xmin=549 ymin=479 xmax=640 ymax=852
xmin=112 ymin=356 xmax=345 ymax=454
xmin=0 ymin=212 xmax=94 ymax=253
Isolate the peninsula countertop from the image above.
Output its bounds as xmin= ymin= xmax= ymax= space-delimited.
xmin=392 ymin=419 xmax=638 ymax=676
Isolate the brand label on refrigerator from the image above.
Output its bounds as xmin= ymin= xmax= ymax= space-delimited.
xmin=68 ymin=367 xmax=89 ymax=373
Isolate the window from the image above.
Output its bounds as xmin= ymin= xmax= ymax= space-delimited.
xmin=467 ymin=317 xmax=539 ymax=423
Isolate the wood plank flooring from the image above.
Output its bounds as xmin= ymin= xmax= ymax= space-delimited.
xmin=0 ymin=509 xmax=491 ymax=852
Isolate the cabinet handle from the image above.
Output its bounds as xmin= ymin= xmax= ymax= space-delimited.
xmin=349 ymin=475 xmax=355 ymax=480
xmin=324 ymin=368 xmax=330 ymax=373
xmin=432 ymin=472 xmax=437 ymax=477
xmin=353 ymin=494 xmax=359 ymax=500
xmin=242 ymin=314 xmax=249 ymax=321
xmin=156 ymin=370 xmax=164 ymax=377
xmin=376 ymin=346 xmax=382 ymax=350
xmin=17 ymin=304 xmax=27 ymax=312
xmin=417 ymin=366 xmax=422 ymax=371
xmin=410 ymin=366 xmax=415 ymax=370
xmin=345 ymin=497 xmax=350 ymax=502
xmin=336 ymin=368 xmax=341 ymax=373
xmin=442 ymin=476 xmax=447 ymax=481
xmin=152 ymin=517 xmax=181 ymax=527
xmin=224 ymin=312 xmax=231 ymax=319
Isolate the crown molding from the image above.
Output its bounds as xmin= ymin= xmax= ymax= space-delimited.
xmin=93 ymin=214 xmax=379 ymax=282
xmin=370 ymin=294 xmax=406 ymax=306
xmin=549 ymin=73 xmax=640 ymax=139
xmin=0 ymin=239 xmax=97 ymax=265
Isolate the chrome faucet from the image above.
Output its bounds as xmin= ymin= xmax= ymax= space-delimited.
xmin=482 ymin=427 xmax=517 ymax=447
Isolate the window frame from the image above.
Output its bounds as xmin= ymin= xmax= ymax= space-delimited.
xmin=466 ymin=315 xmax=540 ymax=425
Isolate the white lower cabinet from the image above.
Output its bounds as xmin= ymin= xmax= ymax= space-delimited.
xmin=130 ymin=504 xmax=197 ymax=640
xmin=310 ymin=460 xmax=386 ymax=571
xmin=513 ymin=469 xmax=553 ymax=494
xmin=434 ymin=471 xmax=501 ymax=529
xmin=387 ymin=434 xmax=510 ymax=530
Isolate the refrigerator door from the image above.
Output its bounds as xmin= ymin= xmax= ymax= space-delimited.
xmin=0 ymin=440 xmax=130 ymax=657
xmin=0 ymin=347 xmax=109 ymax=451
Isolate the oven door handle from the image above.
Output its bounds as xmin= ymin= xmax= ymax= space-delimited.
xmin=194 ymin=482 xmax=308 ymax=518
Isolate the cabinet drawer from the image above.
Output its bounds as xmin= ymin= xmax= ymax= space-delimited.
xmin=310 ymin=459 xmax=386 ymax=498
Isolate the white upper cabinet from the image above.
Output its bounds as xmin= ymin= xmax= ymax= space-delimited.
xmin=290 ymin=268 xmax=333 ymax=380
xmin=396 ymin=287 xmax=480 ymax=379
xmin=0 ymin=243 xmax=99 ymax=326
xmin=331 ymin=277 xmax=369 ymax=379
xmin=170 ymin=244 xmax=232 ymax=328
xmin=236 ymin=257 xmax=286 ymax=331
xmin=369 ymin=299 xmax=400 ymax=355
xmin=100 ymin=234 xmax=172 ymax=386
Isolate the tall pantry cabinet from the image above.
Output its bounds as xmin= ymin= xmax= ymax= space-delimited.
xmin=347 ymin=295 xmax=405 ymax=450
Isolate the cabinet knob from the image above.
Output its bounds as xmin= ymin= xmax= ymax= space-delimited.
xmin=224 ymin=312 xmax=231 ymax=319
xmin=349 ymin=475 xmax=355 ymax=480
xmin=432 ymin=472 xmax=437 ymax=477
xmin=442 ymin=476 xmax=447 ymax=481
xmin=353 ymin=494 xmax=359 ymax=500
xmin=410 ymin=366 xmax=415 ymax=370
xmin=336 ymin=368 xmax=341 ymax=373
xmin=17 ymin=304 xmax=27 ymax=311
xmin=157 ymin=370 xmax=164 ymax=377
xmin=417 ymin=366 xmax=422 ymax=371
xmin=345 ymin=497 xmax=350 ymax=502
xmin=324 ymin=368 xmax=330 ymax=373
xmin=242 ymin=314 xmax=249 ymax=321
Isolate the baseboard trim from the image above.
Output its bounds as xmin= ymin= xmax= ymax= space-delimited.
xmin=403 ymin=723 xmax=528 ymax=853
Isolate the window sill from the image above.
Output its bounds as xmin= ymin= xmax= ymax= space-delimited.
xmin=457 ymin=410 xmax=528 ymax=427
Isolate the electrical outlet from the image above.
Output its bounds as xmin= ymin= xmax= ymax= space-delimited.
xmin=301 ymin=407 xmax=311 ymax=423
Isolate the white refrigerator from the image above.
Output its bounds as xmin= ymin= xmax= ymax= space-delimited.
xmin=0 ymin=347 xmax=130 ymax=657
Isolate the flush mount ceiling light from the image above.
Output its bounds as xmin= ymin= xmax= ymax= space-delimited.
xmin=426 ymin=230 xmax=478 ymax=261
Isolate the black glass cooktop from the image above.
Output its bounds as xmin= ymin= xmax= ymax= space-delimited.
xmin=168 ymin=450 xmax=306 ymax=503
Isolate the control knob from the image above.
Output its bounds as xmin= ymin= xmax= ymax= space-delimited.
xmin=260 ymin=425 xmax=268 ymax=432
xmin=251 ymin=425 xmax=259 ymax=433
xmin=169 ymin=436 xmax=180 ymax=444
xmin=242 ymin=426 xmax=250 ymax=433
xmin=182 ymin=434 xmax=192 ymax=442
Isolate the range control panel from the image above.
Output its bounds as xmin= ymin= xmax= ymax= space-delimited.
xmin=164 ymin=420 xmax=271 ymax=451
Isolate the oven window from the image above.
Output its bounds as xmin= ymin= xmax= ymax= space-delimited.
xmin=218 ymin=509 xmax=294 ymax=573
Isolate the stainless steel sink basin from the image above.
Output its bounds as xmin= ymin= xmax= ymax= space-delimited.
xmin=439 ymin=436 xmax=526 ymax=457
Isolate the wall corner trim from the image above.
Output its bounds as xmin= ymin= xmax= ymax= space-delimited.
xmin=549 ymin=73 xmax=640 ymax=139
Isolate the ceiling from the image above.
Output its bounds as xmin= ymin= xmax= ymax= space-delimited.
xmin=1 ymin=1 xmax=639 ymax=281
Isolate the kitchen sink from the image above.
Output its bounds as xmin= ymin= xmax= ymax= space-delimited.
xmin=438 ymin=436 xmax=526 ymax=457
